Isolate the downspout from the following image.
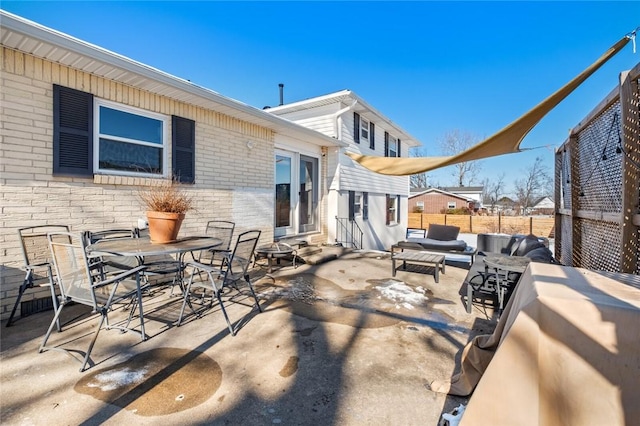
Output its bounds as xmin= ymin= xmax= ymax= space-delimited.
xmin=329 ymin=100 xmax=358 ymax=247
xmin=333 ymin=100 xmax=358 ymax=141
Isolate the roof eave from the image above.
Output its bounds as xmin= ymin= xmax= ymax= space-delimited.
xmin=269 ymin=89 xmax=422 ymax=148
xmin=0 ymin=10 xmax=346 ymax=148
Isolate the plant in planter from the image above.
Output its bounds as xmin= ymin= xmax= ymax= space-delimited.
xmin=138 ymin=180 xmax=193 ymax=243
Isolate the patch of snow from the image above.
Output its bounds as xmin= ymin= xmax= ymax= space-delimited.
xmin=87 ymin=366 xmax=149 ymax=391
xmin=375 ymin=280 xmax=428 ymax=306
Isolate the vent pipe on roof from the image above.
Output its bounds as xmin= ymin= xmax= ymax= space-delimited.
xmin=279 ymin=83 xmax=284 ymax=106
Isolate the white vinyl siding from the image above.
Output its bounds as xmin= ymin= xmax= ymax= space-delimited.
xmin=269 ymin=103 xmax=340 ymax=137
xmin=339 ymin=151 xmax=409 ymax=195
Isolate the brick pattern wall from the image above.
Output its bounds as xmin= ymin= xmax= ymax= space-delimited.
xmin=0 ymin=47 xmax=279 ymax=319
xmin=408 ymin=193 xmax=469 ymax=214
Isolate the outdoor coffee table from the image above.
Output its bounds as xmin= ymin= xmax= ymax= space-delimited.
xmin=391 ymin=250 xmax=446 ymax=283
xmin=255 ymin=241 xmax=297 ymax=273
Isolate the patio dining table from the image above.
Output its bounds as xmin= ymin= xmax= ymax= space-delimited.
xmin=87 ymin=236 xmax=223 ymax=291
xmin=87 ymin=236 xmax=222 ymax=260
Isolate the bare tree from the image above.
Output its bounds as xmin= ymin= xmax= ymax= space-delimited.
xmin=438 ymin=129 xmax=482 ymax=186
xmin=514 ymin=156 xmax=552 ymax=215
xmin=482 ymin=173 xmax=505 ymax=214
xmin=409 ymin=146 xmax=430 ymax=189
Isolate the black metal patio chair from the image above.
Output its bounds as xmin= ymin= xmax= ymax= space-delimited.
xmin=177 ymin=230 xmax=262 ymax=335
xmin=39 ymin=231 xmax=147 ymax=372
xmin=6 ymin=225 xmax=69 ymax=330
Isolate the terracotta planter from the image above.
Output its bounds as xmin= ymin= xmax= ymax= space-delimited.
xmin=146 ymin=211 xmax=185 ymax=243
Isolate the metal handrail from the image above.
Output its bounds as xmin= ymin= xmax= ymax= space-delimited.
xmin=335 ymin=217 xmax=363 ymax=249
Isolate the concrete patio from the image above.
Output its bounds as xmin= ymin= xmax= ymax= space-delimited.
xmin=0 ymin=246 xmax=496 ymax=425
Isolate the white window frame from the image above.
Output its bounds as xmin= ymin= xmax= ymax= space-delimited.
xmin=447 ymin=201 xmax=457 ymax=209
xmin=94 ymin=99 xmax=169 ymax=178
xmin=387 ymin=194 xmax=399 ymax=225
xmin=416 ymin=201 xmax=424 ymax=212
xmin=354 ymin=192 xmax=363 ymax=216
xmin=388 ymin=134 xmax=398 ymax=157
xmin=360 ymin=117 xmax=370 ymax=143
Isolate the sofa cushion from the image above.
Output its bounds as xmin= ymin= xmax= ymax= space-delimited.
xmin=511 ymin=234 xmax=546 ymax=256
xmin=402 ymin=238 xmax=468 ymax=252
xmin=426 ymin=224 xmax=460 ymax=241
xmin=524 ymin=246 xmax=556 ymax=263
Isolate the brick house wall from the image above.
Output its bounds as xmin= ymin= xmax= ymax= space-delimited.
xmin=408 ymin=192 xmax=470 ymax=214
xmin=0 ymin=47 xmax=278 ymax=319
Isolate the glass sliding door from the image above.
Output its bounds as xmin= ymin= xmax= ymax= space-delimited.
xmin=275 ymin=151 xmax=320 ymax=238
xmin=299 ymin=155 xmax=318 ymax=233
xmin=275 ymin=153 xmax=293 ymax=237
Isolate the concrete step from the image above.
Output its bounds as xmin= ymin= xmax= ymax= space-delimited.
xmin=302 ymin=252 xmax=338 ymax=265
xmin=296 ymin=245 xmax=350 ymax=266
xmin=296 ymin=246 xmax=322 ymax=257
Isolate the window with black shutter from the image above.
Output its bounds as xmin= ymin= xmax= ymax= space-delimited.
xmin=385 ymin=132 xmax=398 ymax=157
xmin=53 ymin=85 xmax=93 ymax=177
xmin=53 ymin=85 xmax=183 ymax=180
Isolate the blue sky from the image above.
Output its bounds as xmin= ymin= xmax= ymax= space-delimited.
xmin=3 ymin=1 xmax=639 ymax=194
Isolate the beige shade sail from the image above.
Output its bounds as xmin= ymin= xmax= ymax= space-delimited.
xmin=347 ymin=36 xmax=631 ymax=176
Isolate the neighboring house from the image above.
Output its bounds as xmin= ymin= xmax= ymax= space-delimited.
xmin=441 ymin=186 xmax=483 ymax=210
xmin=0 ymin=11 xmax=350 ymax=320
xmin=497 ymin=196 xmax=517 ymax=215
xmin=530 ymin=196 xmax=554 ymax=215
xmin=266 ymin=91 xmax=420 ymax=250
xmin=408 ymin=187 xmax=476 ymax=214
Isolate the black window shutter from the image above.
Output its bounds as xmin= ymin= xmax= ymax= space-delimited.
xmin=172 ymin=115 xmax=195 ymax=183
xmin=53 ymin=85 xmax=93 ymax=177
xmin=363 ymin=192 xmax=369 ymax=220
xmin=384 ymin=132 xmax=389 ymax=157
xmin=353 ymin=112 xmax=360 ymax=144
xmin=369 ymin=122 xmax=375 ymax=150
xmin=397 ymin=195 xmax=401 ymax=222
xmin=397 ymin=139 xmax=402 ymax=157
xmin=348 ymin=191 xmax=355 ymax=221
xmin=385 ymin=194 xmax=390 ymax=225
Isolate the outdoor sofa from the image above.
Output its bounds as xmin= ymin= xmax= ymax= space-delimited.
xmin=393 ymin=224 xmax=477 ymax=264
